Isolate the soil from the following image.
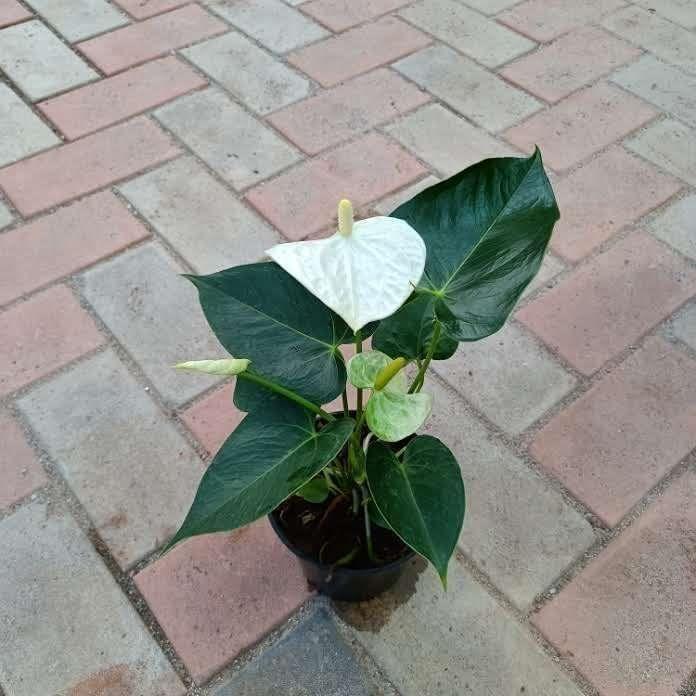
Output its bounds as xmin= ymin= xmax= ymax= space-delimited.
xmin=273 ymin=494 xmax=410 ymax=570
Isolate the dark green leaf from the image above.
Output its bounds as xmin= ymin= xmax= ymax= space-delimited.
xmin=296 ymin=476 xmax=330 ymax=503
xmin=166 ymin=406 xmax=354 ymax=549
xmin=367 ymin=436 xmax=465 ymax=586
xmin=374 ymin=148 xmax=559 ymax=358
xmin=186 ymin=262 xmax=352 ymax=410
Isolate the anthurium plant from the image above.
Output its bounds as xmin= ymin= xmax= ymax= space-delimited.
xmin=167 ymin=149 xmax=559 ymax=588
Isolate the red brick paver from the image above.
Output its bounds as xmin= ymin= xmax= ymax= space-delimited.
xmin=500 ymin=26 xmax=640 ymax=104
xmin=0 ymin=410 xmax=46 ymax=509
xmin=300 ymin=0 xmax=411 ymax=32
xmin=498 ymin=0 xmax=627 ymax=42
xmin=517 ymin=232 xmax=696 ymax=375
xmin=38 ymin=57 xmax=207 ymax=140
xmin=530 ymin=337 xmax=696 ymax=526
xmin=180 ymin=383 xmax=244 ymax=455
xmin=504 ymin=83 xmax=658 ymax=172
xmin=0 ymin=192 xmax=149 ymax=306
xmin=288 ymin=16 xmax=431 ymax=86
xmin=0 ymin=286 xmax=104 ymax=397
xmin=135 ymin=522 xmax=312 ymax=682
xmin=246 ymin=132 xmax=425 ymax=239
xmin=77 ymin=5 xmax=227 ymax=75
xmin=0 ymin=0 xmax=32 ymax=28
xmin=0 ymin=117 xmax=180 ymax=215
xmin=550 ymin=147 xmax=682 ymax=262
xmin=268 ymin=69 xmax=430 ymax=155
xmin=114 ymin=0 xmax=190 ymax=19
xmin=534 ymin=469 xmax=696 ymax=695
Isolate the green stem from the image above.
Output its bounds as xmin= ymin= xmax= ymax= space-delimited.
xmin=341 ymin=390 xmax=349 ymax=418
xmin=360 ymin=484 xmax=376 ymax=563
xmin=352 ymin=487 xmax=360 ymax=516
xmin=237 ymin=371 xmax=335 ymax=421
xmin=355 ymin=331 xmax=363 ymax=419
xmin=408 ymin=321 xmax=441 ymax=393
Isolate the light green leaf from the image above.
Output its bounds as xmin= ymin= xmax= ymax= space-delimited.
xmin=367 ymin=436 xmax=465 ymax=586
xmin=347 ymin=350 xmax=406 ymax=392
xmin=166 ymin=404 xmax=354 ymax=549
xmin=175 ymin=358 xmax=250 ymax=375
xmin=366 ymin=390 xmax=432 ymax=442
xmin=374 ymin=149 xmax=559 ymax=358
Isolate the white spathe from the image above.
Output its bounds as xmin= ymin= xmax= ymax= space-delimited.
xmin=266 ymin=210 xmax=426 ymax=333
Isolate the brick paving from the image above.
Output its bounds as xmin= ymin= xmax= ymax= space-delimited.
xmin=0 ymin=1 xmax=695 ymax=694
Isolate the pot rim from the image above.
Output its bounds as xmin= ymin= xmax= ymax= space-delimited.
xmin=268 ymin=509 xmax=416 ymax=577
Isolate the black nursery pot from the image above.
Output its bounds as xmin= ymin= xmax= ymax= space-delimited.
xmin=268 ymin=511 xmax=415 ymax=602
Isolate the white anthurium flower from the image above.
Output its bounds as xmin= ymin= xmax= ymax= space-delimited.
xmin=175 ymin=358 xmax=250 ymax=375
xmin=347 ymin=350 xmax=432 ymax=442
xmin=266 ymin=199 xmax=426 ymax=333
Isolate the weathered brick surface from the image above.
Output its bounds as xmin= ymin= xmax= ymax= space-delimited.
xmin=18 ymin=349 xmax=206 ymax=568
xmin=0 ymin=285 xmax=104 ymax=397
xmin=300 ymin=0 xmax=410 ymax=32
xmin=646 ymin=194 xmax=696 ymax=260
xmin=38 ymin=56 xmax=207 ymax=139
xmin=534 ymin=470 xmax=696 ymax=695
xmin=268 ymin=69 xmax=430 ymax=156
xmin=114 ymin=0 xmax=189 ymax=19
xmin=207 ymin=0 xmax=329 ymax=53
xmin=78 ymin=4 xmax=227 ymax=74
xmin=517 ymin=232 xmax=696 ymax=375
xmin=0 ymin=500 xmax=184 ymax=696
xmin=423 ymin=377 xmax=594 ymax=608
xmin=0 ymin=410 xmax=46 ymax=509
xmin=24 ymin=0 xmax=128 ymax=42
xmin=626 ymin=118 xmax=696 ymax=186
xmin=135 ymin=521 xmax=312 ymax=682
xmin=119 ymin=157 xmax=279 ymax=272
xmin=399 ymin=0 xmax=534 ymax=68
xmin=0 ymin=1 xmax=32 ymax=28
xmin=179 ymin=382 xmax=244 ymax=455
xmin=0 ymin=191 xmax=149 ymax=306
xmin=501 ymin=26 xmax=640 ymax=103
xmin=0 ymin=82 xmax=60 ymax=167
xmin=504 ymin=83 xmax=658 ymax=172
xmin=0 ymin=116 xmax=180 ymax=215
xmin=80 ymin=243 xmax=225 ymax=406
xmin=395 ymin=45 xmax=541 ymax=132
xmin=183 ymin=31 xmax=310 ymax=114
xmin=155 ymin=87 xmax=300 ymax=189
xmin=0 ymin=20 xmax=97 ymax=101
xmin=530 ymin=337 xmax=696 ymax=526
xmin=246 ymin=133 xmax=425 ymax=239
xmin=550 ymin=146 xmax=682 ymax=261
xmin=288 ymin=16 xmax=431 ymax=86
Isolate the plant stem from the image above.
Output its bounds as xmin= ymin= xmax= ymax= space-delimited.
xmin=352 ymin=487 xmax=360 ymax=515
xmin=237 ymin=371 xmax=335 ymax=421
xmin=360 ymin=484 xmax=376 ymax=563
xmin=355 ymin=331 xmax=363 ymax=419
xmin=408 ymin=321 xmax=441 ymax=393
xmin=341 ymin=390 xmax=349 ymax=417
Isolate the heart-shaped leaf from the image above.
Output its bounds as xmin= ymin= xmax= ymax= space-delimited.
xmin=167 ymin=404 xmax=354 ymax=549
xmin=186 ymin=262 xmax=353 ymax=411
xmin=367 ymin=436 xmax=465 ymax=586
xmin=267 ymin=214 xmax=426 ymax=332
xmin=347 ymin=350 xmax=431 ymax=441
xmin=374 ymin=148 xmax=558 ymax=359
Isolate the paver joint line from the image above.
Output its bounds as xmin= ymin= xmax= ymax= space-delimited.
xmin=1 ymin=0 xmax=696 ymax=694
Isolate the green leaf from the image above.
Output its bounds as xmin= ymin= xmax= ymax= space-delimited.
xmin=373 ymin=148 xmax=559 ymax=358
xmin=366 ymin=389 xmax=432 ymax=442
xmin=347 ymin=350 xmax=406 ymax=392
xmin=296 ymin=476 xmax=330 ymax=503
xmin=367 ymin=436 xmax=465 ymax=586
xmin=186 ymin=262 xmax=353 ymax=411
xmin=166 ymin=406 xmax=355 ymax=549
